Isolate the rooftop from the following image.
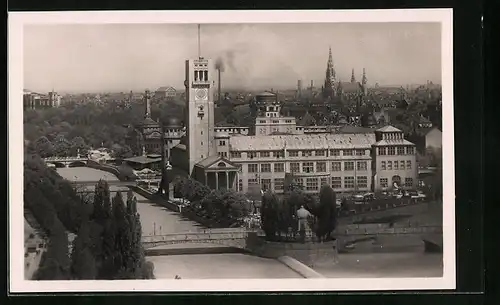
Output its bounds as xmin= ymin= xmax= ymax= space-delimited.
xmin=124 ymin=155 xmax=161 ymax=164
xmin=376 ymin=125 xmax=402 ymax=133
xmin=373 ymin=139 xmax=415 ymax=146
xmin=229 ymin=133 xmax=376 ymax=151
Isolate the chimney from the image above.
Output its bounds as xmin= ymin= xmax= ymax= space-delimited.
xmin=218 ymin=68 xmax=221 ymax=104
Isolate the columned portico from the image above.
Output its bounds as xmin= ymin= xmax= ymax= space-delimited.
xmin=194 ymin=156 xmax=241 ymax=191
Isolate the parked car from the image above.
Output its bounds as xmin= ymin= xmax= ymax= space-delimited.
xmin=363 ymin=193 xmax=375 ymax=202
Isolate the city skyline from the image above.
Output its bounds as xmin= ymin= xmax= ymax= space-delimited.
xmin=24 ymin=23 xmax=442 ymax=93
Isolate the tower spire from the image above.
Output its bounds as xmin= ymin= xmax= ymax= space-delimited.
xmin=197 ymin=24 xmax=201 ymax=58
xmin=362 ymin=68 xmax=367 ymax=85
xmin=323 ymin=46 xmax=337 ymax=99
xmin=351 ymin=68 xmax=356 ymax=83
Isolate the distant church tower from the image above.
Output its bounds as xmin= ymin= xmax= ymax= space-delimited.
xmin=322 ymin=46 xmax=337 ymax=99
xmin=184 ymin=57 xmax=216 ymax=175
xmin=351 ymin=68 xmax=356 ymax=83
xmin=361 ymin=68 xmax=368 ymax=95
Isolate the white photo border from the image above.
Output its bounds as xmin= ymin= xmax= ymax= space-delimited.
xmin=8 ymin=9 xmax=454 ymax=293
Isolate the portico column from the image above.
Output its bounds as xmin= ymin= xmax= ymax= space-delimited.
xmin=215 ymin=172 xmax=219 ymax=190
xmin=226 ymin=171 xmax=229 ymax=190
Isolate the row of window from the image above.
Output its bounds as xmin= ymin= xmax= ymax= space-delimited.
xmin=258 ymin=119 xmax=294 ymax=124
xmin=246 ymin=161 xmax=370 ymax=174
xmin=246 ymin=176 xmax=370 ymax=191
xmin=381 ymin=160 xmax=412 ymax=170
xmin=379 ymin=178 xmax=414 ymax=188
xmin=231 ymin=149 xmax=369 ymax=159
xmin=377 ymin=146 xmax=415 ymax=155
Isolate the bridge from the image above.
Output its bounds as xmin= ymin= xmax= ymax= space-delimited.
xmin=140 ymin=225 xmax=443 ymax=251
xmin=44 ymin=156 xmax=88 ymax=168
xmin=69 ymin=180 xmax=137 ymax=187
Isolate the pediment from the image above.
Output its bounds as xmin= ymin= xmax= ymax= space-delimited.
xmin=145 ymin=131 xmax=162 ymax=139
xmin=207 ymin=160 xmax=238 ymax=169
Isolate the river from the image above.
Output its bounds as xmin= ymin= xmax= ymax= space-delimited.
xmin=56 ymin=167 xmax=443 ymax=279
xmin=56 ymin=167 xmax=302 ymax=279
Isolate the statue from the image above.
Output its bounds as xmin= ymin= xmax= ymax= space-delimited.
xmin=296 ymin=205 xmax=312 ymax=242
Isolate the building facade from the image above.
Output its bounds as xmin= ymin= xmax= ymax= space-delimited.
xmin=23 ymin=90 xmax=61 ymax=110
xmin=141 ymin=54 xmax=418 ymax=196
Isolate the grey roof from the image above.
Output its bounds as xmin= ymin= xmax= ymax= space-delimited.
xmin=124 ymin=155 xmax=161 ymax=164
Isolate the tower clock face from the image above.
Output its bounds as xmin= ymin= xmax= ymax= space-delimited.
xmin=195 ymin=88 xmax=208 ymax=100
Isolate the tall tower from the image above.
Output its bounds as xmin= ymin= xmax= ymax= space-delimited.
xmin=323 ymin=47 xmax=336 ymax=99
xmin=144 ymin=89 xmax=151 ymax=118
xmin=351 ymin=68 xmax=356 ymax=83
xmin=361 ymin=68 xmax=368 ymax=95
xmin=185 ymin=57 xmax=216 ymax=175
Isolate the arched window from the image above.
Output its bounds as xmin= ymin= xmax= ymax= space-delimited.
xmin=217 ymin=162 xmax=227 ymax=167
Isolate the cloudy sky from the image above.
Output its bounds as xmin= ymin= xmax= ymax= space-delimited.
xmin=24 ymin=22 xmax=441 ymax=93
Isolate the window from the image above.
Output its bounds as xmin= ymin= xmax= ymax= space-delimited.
xmin=248 ymin=164 xmax=258 ymax=173
xmin=331 ymin=177 xmax=342 ymax=189
xmin=357 ymin=176 xmax=368 ymax=188
xmin=397 ymin=147 xmax=405 ymax=155
xmin=320 ymin=177 xmax=328 ymax=186
xmin=303 ymin=162 xmax=314 ymax=173
xmin=344 ymin=161 xmax=354 ymax=171
xmin=259 ymin=120 xmax=266 ymax=124
xmin=218 ymin=152 xmax=227 ymax=158
xmin=388 ymin=147 xmax=396 ymax=155
xmin=406 ymin=160 xmax=412 ymax=169
xmin=343 ymin=149 xmax=353 ymax=156
xmin=357 ymin=161 xmax=367 ymax=171
xmin=260 ymin=151 xmax=270 ymax=158
xmin=400 ymin=160 xmax=405 ymax=170
xmin=315 ymin=150 xmax=326 ymax=157
xmin=302 ymin=150 xmax=313 ymax=157
xmin=344 ymin=176 xmax=355 ymax=189
xmin=380 ymin=178 xmax=389 ymax=188
xmin=330 ymin=149 xmax=340 ymax=156
xmin=238 ymin=179 xmax=243 ymax=192
xmin=378 ymin=147 xmax=386 ymax=155
xmin=288 ymin=150 xmax=299 ymax=157
xmin=274 ymin=178 xmax=284 ymax=191
xmin=261 ymin=179 xmax=271 ymax=191
xmin=316 ymin=162 xmax=327 ymax=172
xmin=272 ymin=151 xmax=285 ymax=158
xmin=274 ymin=163 xmax=285 ymax=172
xmin=290 ymin=162 xmax=300 ymax=173
xmin=381 ymin=161 xmax=386 ymax=170
xmin=407 ymin=146 xmax=415 ymax=154
xmin=355 ymin=149 xmax=365 ymax=156
xmin=248 ymin=178 xmax=258 ymax=186
xmin=230 ymin=151 xmax=241 ymax=158
xmin=405 ymin=178 xmax=414 ymax=188
xmin=248 ymin=151 xmax=257 ymax=159
xmin=272 ymin=120 xmax=279 ymax=124
xmin=285 ymin=119 xmax=292 ymax=123
xmin=394 ymin=161 xmax=399 ymax=170
xmin=306 ymin=178 xmax=319 ymax=191
xmin=331 ymin=162 xmax=341 ymax=171
xmin=387 ymin=161 xmax=393 ymax=170
xmin=219 ymin=140 xmax=226 ymax=146
xmin=261 ymin=163 xmax=271 ymax=172
xmin=294 ymin=178 xmax=304 ymax=188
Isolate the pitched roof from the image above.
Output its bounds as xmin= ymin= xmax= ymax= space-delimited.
xmin=142 ymin=117 xmax=159 ymax=126
xmin=124 ymin=155 xmax=161 ymax=164
xmin=340 ymin=81 xmax=363 ymax=93
xmin=256 ymin=91 xmax=277 ymax=97
xmin=229 ymin=133 xmax=376 ymax=151
xmin=156 ymin=86 xmax=176 ymax=92
xmin=373 ymin=139 xmax=415 ymax=146
xmin=339 ymin=126 xmax=375 ymax=134
xmin=195 ymin=155 xmax=240 ymax=169
xmin=376 ymin=125 xmax=402 ymax=133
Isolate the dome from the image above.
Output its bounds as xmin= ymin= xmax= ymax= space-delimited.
xmin=165 ymin=117 xmax=182 ymax=128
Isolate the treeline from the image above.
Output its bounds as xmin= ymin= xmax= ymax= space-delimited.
xmin=173 ymin=177 xmax=250 ymax=227
xmin=261 ymin=184 xmax=337 ymax=242
xmin=24 ymin=155 xmax=154 ymax=280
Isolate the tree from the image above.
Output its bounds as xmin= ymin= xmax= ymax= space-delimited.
xmin=34 ymin=136 xmax=54 ymax=158
xmin=53 ymin=134 xmax=72 ymax=157
xmin=70 ymin=221 xmax=97 ymax=280
xmin=316 ymin=185 xmax=337 ymax=242
xmin=71 ymin=136 xmax=88 ymax=156
xmin=260 ymin=192 xmax=280 ymax=240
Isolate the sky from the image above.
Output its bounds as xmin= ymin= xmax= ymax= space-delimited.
xmin=24 ymin=23 xmax=441 ymax=93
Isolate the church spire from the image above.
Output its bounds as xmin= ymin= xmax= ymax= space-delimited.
xmin=144 ymin=89 xmax=151 ymax=118
xmin=323 ymin=46 xmax=337 ymax=99
xmin=351 ymin=68 xmax=356 ymax=83
xmin=362 ymin=68 xmax=367 ymax=85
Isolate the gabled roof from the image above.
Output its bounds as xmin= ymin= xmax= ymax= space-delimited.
xmin=257 ymin=91 xmax=277 ymax=97
xmin=298 ymin=112 xmax=316 ymax=126
xmin=195 ymin=155 xmax=240 ymax=170
xmin=156 ymin=86 xmax=176 ymax=92
xmin=376 ymin=125 xmax=402 ymax=133
xmin=373 ymin=139 xmax=415 ymax=146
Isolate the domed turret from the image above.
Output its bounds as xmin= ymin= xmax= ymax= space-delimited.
xmin=165 ymin=117 xmax=182 ymax=128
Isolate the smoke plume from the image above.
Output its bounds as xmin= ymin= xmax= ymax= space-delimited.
xmin=215 ymin=57 xmax=225 ymax=72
